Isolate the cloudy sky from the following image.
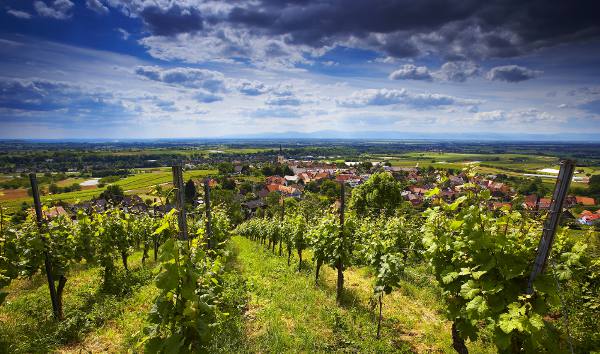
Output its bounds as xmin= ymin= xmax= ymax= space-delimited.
xmin=1 ymin=0 xmax=600 ymax=139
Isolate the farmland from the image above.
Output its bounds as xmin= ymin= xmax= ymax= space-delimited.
xmin=0 ymin=169 xmax=216 ymax=210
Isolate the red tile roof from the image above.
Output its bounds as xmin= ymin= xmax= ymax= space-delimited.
xmin=576 ymin=196 xmax=596 ymax=206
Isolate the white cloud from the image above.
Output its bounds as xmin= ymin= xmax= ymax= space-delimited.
xmin=86 ymin=0 xmax=109 ymax=15
xmin=474 ymin=109 xmax=559 ymax=123
xmin=135 ymin=66 xmax=227 ymax=92
xmin=6 ymin=8 xmax=32 ymax=19
xmin=436 ymin=61 xmax=480 ymax=82
xmin=339 ymin=88 xmax=480 ymax=109
xmin=139 ymin=29 xmax=329 ymax=69
xmin=473 ymin=110 xmax=506 ymax=122
xmin=486 ymin=65 xmax=542 ymax=82
xmin=236 ymin=80 xmax=270 ymax=96
xmin=34 ymin=0 xmax=74 ymax=20
xmin=389 ymin=64 xmax=432 ymax=81
xmin=116 ymin=28 xmax=130 ymax=40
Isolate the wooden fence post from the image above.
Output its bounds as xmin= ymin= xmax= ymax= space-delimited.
xmin=171 ymin=165 xmax=188 ymax=240
xmin=279 ymin=196 xmax=285 ymax=256
xmin=526 ymin=160 xmax=575 ymax=294
xmin=29 ymin=173 xmax=60 ymax=319
xmin=337 ymin=181 xmax=345 ymax=303
xmin=204 ymin=178 xmax=212 ymax=249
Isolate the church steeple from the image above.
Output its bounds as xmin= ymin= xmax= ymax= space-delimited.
xmin=277 ymin=144 xmax=285 ymax=164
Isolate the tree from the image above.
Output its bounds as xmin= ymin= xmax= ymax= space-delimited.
xmin=589 ymin=174 xmax=600 ymax=195
xmin=49 ymin=183 xmax=59 ymax=194
xmin=217 ymin=162 xmax=234 ymax=175
xmin=240 ymin=164 xmax=251 ymax=175
xmin=349 ymin=172 xmax=403 ymax=217
xmin=220 ymin=177 xmax=236 ymax=190
xmin=100 ymin=184 xmax=124 ymax=203
xmin=185 ymin=179 xmax=197 ymax=205
xmin=239 ymin=180 xmax=253 ymax=194
xmin=320 ymin=179 xmax=341 ymax=200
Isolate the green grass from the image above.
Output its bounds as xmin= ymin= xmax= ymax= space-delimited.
xmin=228 ymin=236 xmax=495 ymax=353
xmin=0 ymin=250 xmax=159 ymax=353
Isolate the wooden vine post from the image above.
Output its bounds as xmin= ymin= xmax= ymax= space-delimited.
xmin=204 ymin=177 xmax=213 ymax=249
xmin=171 ymin=165 xmax=188 ymax=241
xmin=336 ymin=181 xmax=345 ymax=303
xmin=279 ymin=195 xmax=284 ymax=256
xmin=527 ymin=159 xmax=575 ymax=294
xmin=152 ymin=198 xmax=159 ymax=261
xmin=29 ymin=173 xmax=61 ymax=320
xmin=0 ymin=204 xmax=4 ymax=255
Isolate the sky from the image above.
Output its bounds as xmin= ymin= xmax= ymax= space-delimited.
xmin=1 ymin=0 xmax=600 ymax=139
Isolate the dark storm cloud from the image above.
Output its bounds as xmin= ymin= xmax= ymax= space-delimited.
xmin=139 ymin=5 xmax=203 ymax=36
xmin=226 ymin=0 xmax=600 ymax=59
xmin=108 ymin=0 xmax=600 ymax=61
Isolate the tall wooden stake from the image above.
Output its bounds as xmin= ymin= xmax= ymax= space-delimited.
xmin=279 ymin=196 xmax=284 ymax=256
xmin=0 ymin=204 xmax=4 ymax=255
xmin=526 ymin=160 xmax=575 ymax=294
xmin=29 ymin=173 xmax=60 ymax=319
xmin=337 ymin=181 xmax=345 ymax=303
xmin=171 ymin=166 xmax=188 ymax=240
xmin=204 ymin=178 xmax=213 ymax=249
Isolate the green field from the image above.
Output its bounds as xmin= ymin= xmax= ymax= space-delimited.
xmin=0 ymin=169 xmax=216 ymax=210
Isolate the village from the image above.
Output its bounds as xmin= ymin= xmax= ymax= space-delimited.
xmin=35 ymin=147 xmax=600 ymax=229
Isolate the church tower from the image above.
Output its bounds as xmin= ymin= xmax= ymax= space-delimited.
xmin=277 ymin=144 xmax=285 ymax=164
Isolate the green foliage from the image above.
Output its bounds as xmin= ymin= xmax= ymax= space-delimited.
xmin=290 ymin=214 xmax=308 ymax=258
xmin=349 ymin=172 xmax=403 ymax=217
xmin=0 ymin=209 xmax=18 ymax=305
xmin=217 ymin=162 xmax=235 ymax=175
xmin=210 ymin=190 xmax=243 ymax=226
xmin=99 ymin=184 xmax=125 ymax=203
xmin=142 ymin=208 xmax=231 ymax=353
xmin=261 ymin=164 xmax=292 ymax=177
xmin=319 ymin=179 xmax=341 ymax=200
xmin=516 ymin=177 xmax=550 ymax=197
xmin=422 ymin=187 xmax=585 ymax=352
xmin=210 ymin=208 xmax=232 ymax=247
xmin=309 ymin=213 xmax=354 ymax=270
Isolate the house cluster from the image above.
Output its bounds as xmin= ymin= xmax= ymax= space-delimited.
xmin=259 ymin=164 xmax=368 ymax=198
xmin=239 ymin=161 xmax=370 ymax=214
xmin=384 ymin=167 xmax=598 ymax=217
xmin=38 ymin=194 xmax=152 ymax=221
xmin=578 ymin=209 xmax=600 ymax=225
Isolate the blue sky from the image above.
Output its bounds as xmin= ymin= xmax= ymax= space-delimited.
xmin=1 ymin=0 xmax=600 ymax=139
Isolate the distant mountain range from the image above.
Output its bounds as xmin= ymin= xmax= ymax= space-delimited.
xmin=221 ymin=130 xmax=600 ymax=142
xmin=3 ymin=130 xmax=599 ymax=143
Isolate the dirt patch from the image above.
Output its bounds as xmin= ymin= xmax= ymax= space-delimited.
xmin=0 ymin=188 xmax=28 ymax=201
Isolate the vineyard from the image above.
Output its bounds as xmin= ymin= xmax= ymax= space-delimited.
xmin=1 ymin=167 xmax=599 ymax=353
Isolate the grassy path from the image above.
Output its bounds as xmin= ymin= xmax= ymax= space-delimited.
xmin=231 ymin=236 xmax=495 ymax=353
